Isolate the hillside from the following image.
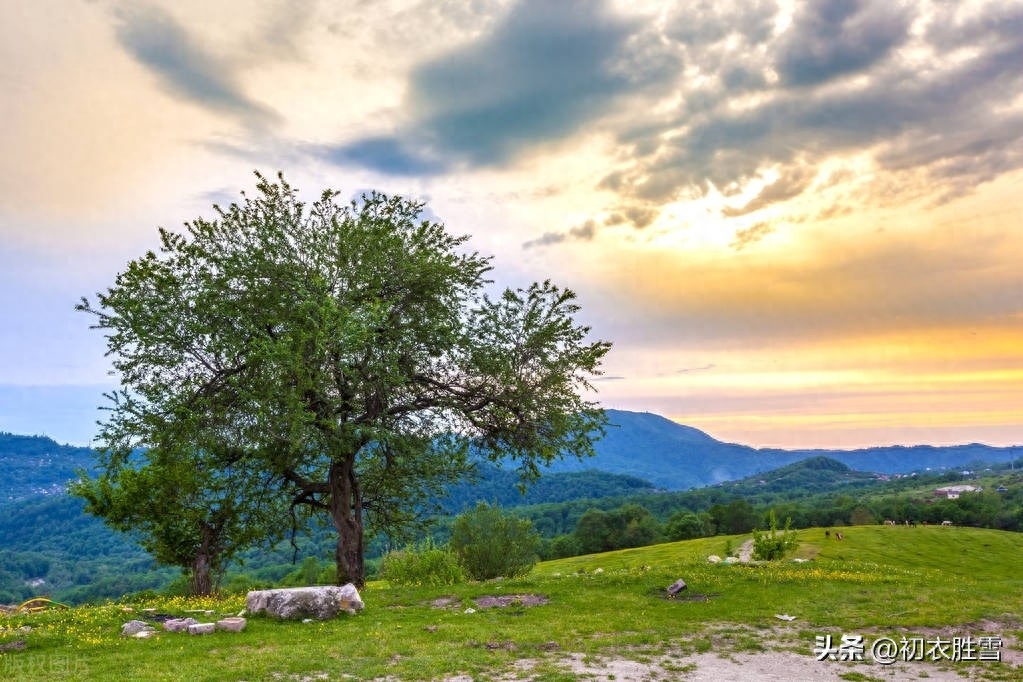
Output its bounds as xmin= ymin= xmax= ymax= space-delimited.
xmin=1 ymin=526 xmax=1020 ymax=681
xmin=0 ymin=433 xmax=94 ymax=501
xmin=4 ymin=413 xmax=1021 ymax=500
xmin=539 ymin=410 xmax=1023 ymax=489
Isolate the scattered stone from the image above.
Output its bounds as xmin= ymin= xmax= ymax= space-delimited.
xmin=133 ymin=630 xmax=157 ymax=639
xmin=538 ymin=641 xmax=561 ymax=651
xmin=163 ymin=617 xmax=199 ymax=633
xmin=707 ymin=555 xmax=722 ymax=564
xmin=216 ymin=616 xmax=247 ymax=632
xmin=473 ymin=594 xmax=549 ymax=609
xmin=0 ymin=640 xmax=26 ymax=652
xmin=121 ymin=620 xmax=155 ymax=637
xmin=187 ymin=623 xmax=216 ymax=635
xmin=246 ymin=585 xmax=364 ymax=620
xmin=667 ymin=579 xmax=687 ymax=597
xmin=463 ymin=608 xmax=476 ymax=614
xmin=430 ymin=596 xmax=459 ymax=609
xmin=593 ymin=568 xmax=604 ymax=574
xmin=775 ymin=614 xmax=797 ymax=621
xmin=722 ymin=556 xmax=739 ymax=565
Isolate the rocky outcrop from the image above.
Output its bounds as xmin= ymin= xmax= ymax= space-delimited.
xmin=246 ymin=584 xmax=364 ymax=620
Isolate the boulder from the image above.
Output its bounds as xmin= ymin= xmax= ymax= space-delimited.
xmin=667 ymin=578 xmax=687 ymax=596
xmin=187 ymin=623 xmax=216 ymax=635
xmin=246 ymin=584 xmax=364 ymax=620
xmin=216 ymin=616 xmax=247 ymax=632
xmin=163 ymin=617 xmax=199 ymax=633
xmin=121 ymin=620 xmax=155 ymax=637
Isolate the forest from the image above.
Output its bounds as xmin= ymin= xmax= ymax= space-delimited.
xmin=3 ymin=453 xmax=1022 ymax=605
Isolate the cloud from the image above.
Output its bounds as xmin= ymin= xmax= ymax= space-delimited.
xmin=522 ymin=219 xmax=597 ymax=249
xmin=730 ymin=222 xmax=774 ymax=250
xmin=113 ymin=4 xmax=280 ymax=129
xmin=722 ymin=166 xmax=816 ymax=217
xmin=598 ymin=0 xmax=1023 ymax=219
xmin=328 ymin=0 xmax=649 ymax=173
xmin=774 ymin=0 xmax=913 ymax=87
xmin=676 ymin=364 xmax=715 ymax=374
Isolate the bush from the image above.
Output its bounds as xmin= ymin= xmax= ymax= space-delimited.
xmin=752 ymin=510 xmax=799 ymax=561
xmin=379 ymin=540 xmax=465 ymax=587
xmin=450 ymin=502 xmax=539 ymax=580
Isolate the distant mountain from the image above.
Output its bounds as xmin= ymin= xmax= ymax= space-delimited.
xmin=3 ymin=411 xmax=1021 ymax=502
xmin=539 ymin=410 xmax=1023 ymax=490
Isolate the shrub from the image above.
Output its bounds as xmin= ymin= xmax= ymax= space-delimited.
xmin=379 ymin=540 xmax=465 ymax=587
xmin=752 ymin=510 xmax=799 ymax=561
xmin=450 ymin=502 xmax=540 ymax=580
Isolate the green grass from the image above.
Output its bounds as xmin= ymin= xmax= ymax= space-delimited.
xmin=1 ymin=526 xmax=1021 ymax=680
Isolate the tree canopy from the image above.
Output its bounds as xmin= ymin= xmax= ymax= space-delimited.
xmin=76 ymin=172 xmax=611 ymax=587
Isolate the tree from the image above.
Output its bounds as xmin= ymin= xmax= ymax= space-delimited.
xmin=70 ymin=430 xmax=287 ymax=595
xmin=449 ymin=502 xmax=539 ymax=580
xmin=710 ymin=499 xmax=758 ymax=535
xmin=614 ymin=503 xmax=661 ymax=548
xmin=665 ymin=511 xmax=707 ymax=541
xmin=77 ymin=172 xmax=610 ymax=587
xmin=574 ymin=508 xmax=614 ymax=554
xmin=751 ymin=510 xmax=799 ymax=561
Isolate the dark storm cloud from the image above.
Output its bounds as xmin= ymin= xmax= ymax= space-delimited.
xmin=113 ymin=4 xmax=280 ymax=129
xmin=329 ymin=0 xmax=653 ymax=174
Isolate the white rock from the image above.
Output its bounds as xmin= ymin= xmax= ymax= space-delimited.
xmin=246 ymin=585 xmax=364 ymax=620
xmin=121 ymin=620 xmax=155 ymax=637
xmin=707 ymin=555 xmax=722 ymax=564
xmin=163 ymin=617 xmax=199 ymax=633
xmin=216 ymin=617 xmax=247 ymax=632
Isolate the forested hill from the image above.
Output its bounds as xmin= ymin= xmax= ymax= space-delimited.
xmin=4 ymin=413 xmax=1023 ymax=499
xmin=0 ymin=433 xmax=94 ymax=501
xmin=538 ymin=410 xmax=1023 ymax=490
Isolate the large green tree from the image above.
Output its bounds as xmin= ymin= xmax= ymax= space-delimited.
xmin=77 ymin=172 xmax=610 ymax=586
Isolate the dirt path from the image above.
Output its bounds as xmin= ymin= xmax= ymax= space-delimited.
xmin=737 ymin=537 xmax=754 ymax=562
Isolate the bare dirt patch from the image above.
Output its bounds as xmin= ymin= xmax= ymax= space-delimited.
xmin=452 ymin=623 xmax=1021 ymax=681
xmin=472 ymin=594 xmax=549 ymax=609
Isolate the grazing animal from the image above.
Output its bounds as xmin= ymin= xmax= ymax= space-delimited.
xmin=941 ymin=520 xmax=953 ymax=526
xmin=835 ymin=532 xmax=844 ymax=540
xmin=885 ymin=519 xmax=896 ymax=526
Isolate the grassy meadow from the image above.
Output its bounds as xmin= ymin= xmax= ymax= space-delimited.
xmin=2 ymin=525 xmax=1021 ymax=681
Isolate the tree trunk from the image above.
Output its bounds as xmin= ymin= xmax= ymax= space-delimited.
xmin=329 ymin=458 xmax=365 ymax=587
xmin=190 ymin=529 xmax=214 ymax=596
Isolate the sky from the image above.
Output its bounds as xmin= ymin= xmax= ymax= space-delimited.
xmin=1 ymin=0 xmax=1022 ymax=449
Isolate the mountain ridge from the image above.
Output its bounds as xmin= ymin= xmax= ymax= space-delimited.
xmin=3 ymin=410 xmax=1022 ymax=500
xmin=537 ymin=409 xmax=1023 ymax=489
